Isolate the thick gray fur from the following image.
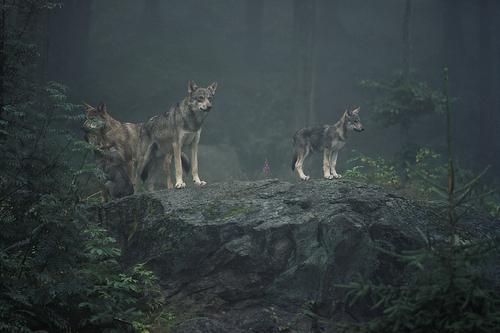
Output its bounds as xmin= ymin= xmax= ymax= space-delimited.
xmin=292 ymin=107 xmax=364 ymax=180
xmin=137 ymin=80 xmax=217 ymax=189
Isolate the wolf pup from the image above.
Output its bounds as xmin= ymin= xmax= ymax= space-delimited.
xmin=138 ymin=80 xmax=217 ymax=189
xmin=291 ymin=107 xmax=364 ymax=181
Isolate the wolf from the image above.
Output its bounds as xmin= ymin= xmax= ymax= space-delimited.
xmin=83 ymin=102 xmax=142 ymax=188
xmin=83 ymin=102 xmax=174 ymax=192
xmin=138 ymin=80 xmax=217 ymax=189
xmin=82 ymin=117 xmax=133 ymax=200
xmin=291 ymin=107 xmax=364 ymax=181
xmin=97 ymin=147 xmax=135 ymax=200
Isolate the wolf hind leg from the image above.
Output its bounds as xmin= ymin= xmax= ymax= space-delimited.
xmin=295 ymin=147 xmax=310 ymax=181
xmin=164 ymin=152 xmax=174 ymax=189
xmin=172 ymin=142 xmax=186 ymax=189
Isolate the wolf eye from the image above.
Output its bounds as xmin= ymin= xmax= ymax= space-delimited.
xmin=197 ymin=96 xmax=204 ymax=102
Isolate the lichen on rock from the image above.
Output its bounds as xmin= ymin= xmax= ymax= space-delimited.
xmin=86 ymin=179 xmax=496 ymax=332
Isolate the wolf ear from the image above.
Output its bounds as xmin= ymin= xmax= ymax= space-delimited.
xmin=351 ymin=107 xmax=360 ymax=115
xmin=83 ymin=102 xmax=93 ymax=110
xmin=97 ymin=102 xmax=106 ymax=114
xmin=188 ymin=80 xmax=199 ymax=94
xmin=208 ymin=82 xmax=218 ymax=95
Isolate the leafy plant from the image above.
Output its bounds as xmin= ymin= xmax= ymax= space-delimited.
xmin=360 ymin=71 xmax=445 ymax=132
xmin=332 ymin=68 xmax=500 ymax=333
xmin=0 ymin=2 xmax=169 ymax=331
xmin=405 ymin=147 xmax=448 ymax=197
xmin=344 ymin=153 xmax=400 ymax=188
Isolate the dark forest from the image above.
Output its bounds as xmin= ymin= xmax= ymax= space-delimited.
xmin=1 ymin=1 xmax=499 ymax=332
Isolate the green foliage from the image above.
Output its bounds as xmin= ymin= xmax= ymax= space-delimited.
xmin=360 ymin=71 xmax=445 ymax=130
xmin=0 ymin=2 xmax=169 ymax=332
xmin=0 ymin=83 xmax=166 ymax=332
xmin=484 ymin=196 xmax=500 ymax=219
xmin=77 ymin=226 xmax=166 ymax=331
xmin=405 ymin=147 xmax=448 ymax=197
xmin=335 ymin=240 xmax=500 ymax=333
xmin=333 ymin=69 xmax=500 ymax=333
xmin=345 ymin=147 xmax=499 ymax=218
xmin=344 ymin=153 xmax=400 ymax=188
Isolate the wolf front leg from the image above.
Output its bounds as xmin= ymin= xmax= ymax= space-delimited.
xmin=330 ymin=150 xmax=342 ymax=179
xmin=323 ymin=148 xmax=334 ymax=179
xmin=172 ymin=141 xmax=186 ymax=189
xmin=191 ymin=131 xmax=206 ymax=186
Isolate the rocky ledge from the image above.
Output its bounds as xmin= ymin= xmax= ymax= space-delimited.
xmin=88 ymin=179 xmax=496 ymax=332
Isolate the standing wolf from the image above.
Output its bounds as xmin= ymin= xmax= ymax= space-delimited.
xmin=96 ymin=147 xmax=135 ymax=200
xmin=83 ymin=102 xmax=168 ymax=192
xmin=82 ymin=113 xmax=134 ymax=199
xmin=292 ymin=107 xmax=364 ymax=180
xmin=138 ymin=80 xmax=217 ymax=189
xmin=83 ymin=102 xmax=142 ymax=187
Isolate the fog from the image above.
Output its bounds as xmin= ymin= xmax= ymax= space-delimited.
xmin=47 ymin=0 xmax=499 ymax=181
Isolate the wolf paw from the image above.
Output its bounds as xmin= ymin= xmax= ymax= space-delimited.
xmin=175 ymin=181 xmax=186 ymax=189
xmin=324 ymin=174 xmax=334 ymax=180
xmin=300 ymin=175 xmax=310 ymax=181
xmin=332 ymin=173 xmax=342 ymax=179
xmin=194 ymin=180 xmax=207 ymax=186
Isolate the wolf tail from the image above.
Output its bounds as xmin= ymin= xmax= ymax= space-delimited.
xmin=291 ymin=151 xmax=297 ymax=171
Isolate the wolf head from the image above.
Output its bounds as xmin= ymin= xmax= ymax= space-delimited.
xmin=82 ymin=103 xmax=107 ymax=149
xmin=187 ymin=80 xmax=217 ymax=112
xmin=345 ymin=107 xmax=364 ymax=132
xmin=84 ymin=102 xmax=108 ymax=119
xmin=83 ymin=103 xmax=107 ymax=133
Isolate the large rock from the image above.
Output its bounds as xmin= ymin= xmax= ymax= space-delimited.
xmin=88 ymin=179 xmax=496 ymax=332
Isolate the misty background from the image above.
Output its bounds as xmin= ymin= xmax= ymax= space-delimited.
xmin=47 ymin=0 xmax=500 ymax=182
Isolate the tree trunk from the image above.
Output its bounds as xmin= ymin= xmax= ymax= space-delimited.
xmin=400 ymin=0 xmax=412 ymax=149
xmin=443 ymin=0 xmax=465 ymax=84
xmin=37 ymin=7 xmax=50 ymax=108
xmin=307 ymin=0 xmax=319 ymax=126
xmin=443 ymin=0 xmax=472 ymax=164
xmin=245 ymin=0 xmax=263 ymax=61
xmin=478 ymin=0 xmax=493 ymax=163
xmin=0 ymin=0 xmax=6 ymax=116
xmin=48 ymin=0 xmax=92 ymax=85
xmin=402 ymin=0 xmax=412 ymax=78
xmin=143 ymin=0 xmax=161 ymax=29
xmin=495 ymin=1 xmax=500 ymax=159
xmin=292 ymin=0 xmax=317 ymax=128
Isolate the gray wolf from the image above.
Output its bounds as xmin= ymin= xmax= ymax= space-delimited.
xmin=83 ymin=102 xmax=174 ymax=192
xmin=82 ymin=115 xmax=133 ymax=199
xmin=138 ymin=80 xmax=217 ymax=189
xmin=96 ymin=147 xmax=134 ymax=200
xmin=83 ymin=102 xmax=142 ymax=189
xmin=291 ymin=107 xmax=364 ymax=180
